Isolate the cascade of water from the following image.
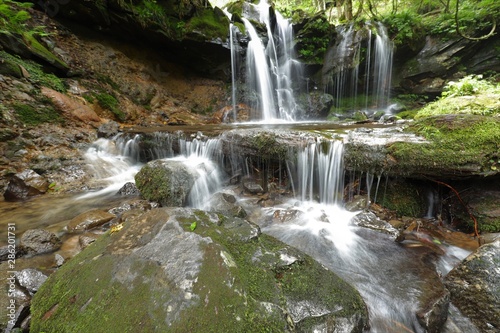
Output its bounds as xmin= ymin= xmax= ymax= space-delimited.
xmin=292 ymin=140 xmax=344 ymax=205
xmin=239 ymin=0 xmax=301 ymax=121
xmin=79 ymin=135 xmax=143 ymax=198
xmin=372 ymin=22 xmax=393 ymax=109
xmin=229 ymin=23 xmax=240 ymax=122
xmin=243 ymin=17 xmax=277 ymax=120
xmin=328 ymin=22 xmax=393 ymax=114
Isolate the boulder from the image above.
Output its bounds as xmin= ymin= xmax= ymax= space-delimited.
xmin=135 ymin=159 xmax=200 ymax=207
xmin=67 ymin=209 xmax=115 ymax=232
xmin=444 ymin=239 xmax=500 ymax=332
xmin=41 ymin=87 xmax=101 ymax=124
xmin=20 ymin=229 xmax=61 ymax=255
xmin=3 ymin=170 xmax=50 ymax=201
xmin=30 ymin=208 xmax=368 ymax=332
xmin=116 ymin=182 xmax=140 ymax=196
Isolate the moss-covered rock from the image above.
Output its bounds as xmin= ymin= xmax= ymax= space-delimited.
xmin=30 ymin=208 xmax=368 ymax=332
xmin=444 ymin=239 xmax=500 ymax=333
xmin=135 ymin=159 xmax=199 ymax=207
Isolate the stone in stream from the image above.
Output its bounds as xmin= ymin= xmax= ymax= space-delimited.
xmin=3 ymin=169 xmax=50 ymax=201
xmin=66 ymin=209 xmax=116 ymax=232
xmin=30 ymin=207 xmax=369 ymax=332
xmin=20 ymin=229 xmax=62 ymax=255
xmin=444 ymin=239 xmax=500 ymax=333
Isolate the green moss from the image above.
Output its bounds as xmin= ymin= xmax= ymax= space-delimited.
xmin=187 ymin=8 xmax=229 ymax=40
xmin=378 ymin=180 xmax=426 ymax=217
xmin=12 ymin=102 xmax=62 ymax=125
xmin=94 ymin=92 xmax=125 ymax=121
xmin=249 ymin=132 xmax=289 ymax=160
xmin=390 ymin=115 xmax=500 ymax=175
xmin=30 ymin=232 xmax=167 ymax=333
xmin=21 ymin=31 xmax=69 ymax=70
xmin=0 ymin=50 xmax=65 ymax=92
xmin=395 ymin=109 xmax=418 ymax=120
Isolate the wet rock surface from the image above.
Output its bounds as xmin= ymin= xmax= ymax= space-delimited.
xmin=3 ymin=170 xmax=50 ymax=201
xmin=30 ymin=207 xmax=368 ymax=333
xmin=67 ymin=209 xmax=116 ymax=232
xmin=444 ymin=239 xmax=500 ymax=333
xmin=20 ymin=229 xmax=62 ymax=255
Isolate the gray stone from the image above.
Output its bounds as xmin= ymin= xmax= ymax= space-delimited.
xmin=15 ymin=268 xmax=48 ymax=295
xmin=3 ymin=169 xmax=49 ymax=201
xmin=444 ymin=239 xmax=500 ymax=333
xmin=30 ymin=207 xmax=368 ymax=332
xmin=20 ymin=229 xmax=61 ymax=255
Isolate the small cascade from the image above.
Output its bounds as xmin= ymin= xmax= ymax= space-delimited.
xmin=291 ymin=140 xmax=344 ymax=204
xmin=169 ymin=133 xmax=224 ymax=209
xmin=238 ymin=0 xmax=302 ymax=121
xmin=80 ymin=135 xmax=143 ymax=198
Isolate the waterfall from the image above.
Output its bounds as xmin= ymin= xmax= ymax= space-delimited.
xmin=229 ymin=23 xmax=240 ymax=122
xmin=291 ymin=140 xmax=344 ymax=204
xmin=326 ymin=22 xmax=394 ymax=115
xmin=239 ymin=0 xmax=302 ymax=122
xmin=372 ymin=22 xmax=393 ymax=109
xmin=243 ymin=17 xmax=277 ymax=120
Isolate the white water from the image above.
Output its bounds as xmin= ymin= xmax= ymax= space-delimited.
xmin=239 ymin=0 xmax=301 ymax=121
xmin=328 ymin=22 xmax=394 ymax=114
xmin=76 ymin=133 xmax=474 ymax=332
xmin=79 ymin=133 xmax=223 ymax=208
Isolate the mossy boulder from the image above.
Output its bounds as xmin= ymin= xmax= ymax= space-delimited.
xmin=30 ymin=208 xmax=368 ymax=332
xmin=344 ymin=115 xmax=500 ymax=179
xmin=444 ymin=239 xmax=500 ymax=333
xmin=134 ymin=159 xmax=200 ymax=207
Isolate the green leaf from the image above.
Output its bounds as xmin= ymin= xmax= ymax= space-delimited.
xmin=190 ymin=221 xmax=197 ymax=231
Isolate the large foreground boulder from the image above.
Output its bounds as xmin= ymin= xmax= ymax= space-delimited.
xmin=30 ymin=208 xmax=368 ymax=332
xmin=444 ymin=239 xmax=500 ymax=333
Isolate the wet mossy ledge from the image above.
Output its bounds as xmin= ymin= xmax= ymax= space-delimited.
xmin=30 ymin=208 xmax=368 ymax=333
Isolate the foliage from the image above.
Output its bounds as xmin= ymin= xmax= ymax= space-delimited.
xmin=382 ymin=10 xmax=424 ymax=46
xmin=296 ymin=16 xmax=333 ymax=63
xmin=0 ymin=0 xmax=33 ymax=34
xmin=416 ymin=75 xmax=500 ymax=118
xmin=441 ymin=75 xmax=496 ymax=97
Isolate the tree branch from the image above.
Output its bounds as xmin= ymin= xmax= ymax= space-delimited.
xmin=455 ymin=0 xmax=496 ymax=41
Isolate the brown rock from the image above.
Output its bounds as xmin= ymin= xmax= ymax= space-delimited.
xmin=67 ymin=209 xmax=115 ymax=232
xmin=41 ymin=87 xmax=101 ymax=124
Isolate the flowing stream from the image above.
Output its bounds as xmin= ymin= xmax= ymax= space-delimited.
xmin=0 ymin=130 xmax=478 ymax=332
xmin=0 ymin=2 xmax=479 ymax=331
